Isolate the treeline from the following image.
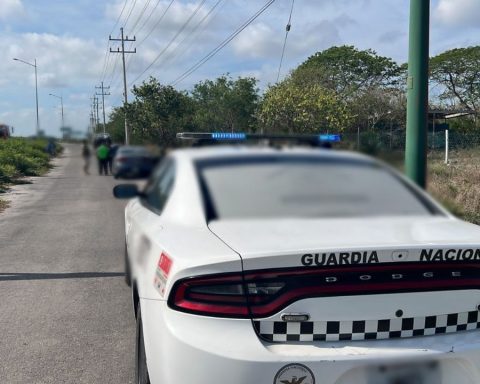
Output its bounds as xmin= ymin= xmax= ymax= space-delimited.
xmin=105 ymin=45 xmax=480 ymax=147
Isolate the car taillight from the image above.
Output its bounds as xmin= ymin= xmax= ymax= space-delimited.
xmin=168 ymin=273 xmax=285 ymax=318
xmin=116 ymin=157 xmax=127 ymax=162
xmin=169 ymin=263 xmax=480 ymax=319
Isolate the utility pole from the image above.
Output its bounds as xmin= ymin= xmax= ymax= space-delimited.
xmin=110 ymin=27 xmax=136 ymax=145
xmin=95 ymin=82 xmax=110 ymax=134
xmin=405 ymin=0 xmax=430 ymax=188
xmin=89 ymin=110 xmax=96 ymax=137
xmin=91 ymin=95 xmax=99 ymax=133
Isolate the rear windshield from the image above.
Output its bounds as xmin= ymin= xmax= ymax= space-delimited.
xmin=196 ymin=156 xmax=438 ymax=220
xmin=117 ymin=147 xmax=150 ymax=156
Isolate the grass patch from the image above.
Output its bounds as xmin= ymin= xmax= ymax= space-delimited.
xmin=374 ymin=148 xmax=480 ymax=225
xmin=427 ymin=149 xmax=480 ymax=225
xmin=0 ymin=137 xmax=62 ymax=193
xmin=0 ymin=198 xmax=9 ymax=212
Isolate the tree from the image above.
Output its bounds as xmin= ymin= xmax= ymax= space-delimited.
xmin=105 ymin=106 xmax=126 ymax=143
xmin=258 ymin=80 xmax=352 ymax=134
xmin=291 ymin=45 xmax=402 ymax=98
xmin=191 ymin=75 xmax=259 ymax=132
xmin=126 ymin=77 xmax=195 ymax=146
xmin=430 ymin=46 xmax=480 ymax=116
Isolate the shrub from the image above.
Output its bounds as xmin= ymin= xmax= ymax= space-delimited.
xmin=0 ymin=138 xmax=59 ymax=190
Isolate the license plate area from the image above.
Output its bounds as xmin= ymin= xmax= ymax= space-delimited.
xmin=367 ymin=361 xmax=440 ymax=384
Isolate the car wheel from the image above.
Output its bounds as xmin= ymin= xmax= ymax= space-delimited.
xmin=125 ymin=242 xmax=132 ymax=287
xmin=135 ymin=303 xmax=151 ymax=384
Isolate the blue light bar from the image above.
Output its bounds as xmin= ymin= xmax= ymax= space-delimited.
xmin=211 ymin=132 xmax=247 ymax=140
xmin=318 ymin=134 xmax=341 ymax=142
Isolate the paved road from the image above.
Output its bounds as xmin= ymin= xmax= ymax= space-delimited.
xmin=0 ymin=144 xmax=135 ymax=383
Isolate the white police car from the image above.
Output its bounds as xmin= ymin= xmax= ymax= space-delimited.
xmin=114 ymin=133 xmax=480 ymax=384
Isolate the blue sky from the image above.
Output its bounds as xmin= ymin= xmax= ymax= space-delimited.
xmin=1 ymin=0 xmax=479 ymax=138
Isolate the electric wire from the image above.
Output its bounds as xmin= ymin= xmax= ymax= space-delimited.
xmin=129 ymin=0 xmax=208 ymax=86
xmin=109 ymin=0 xmax=176 ymax=91
xmin=117 ymin=0 xmax=176 ymax=87
xmin=129 ymin=0 xmax=153 ymax=35
xmin=170 ymin=0 xmax=276 ymax=87
xmin=276 ymin=0 xmax=295 ymax=82
xmin=107 ymin=54 xmax=121 ymax=87
xmin=100 ymin=0 xmax=129 ymax=84
xmin=156 ymin=0 xmax=225 ymax=71
xmin=122 ymin=0 xmax=138 ymax=29
xmin=110 ymin=0 xmax=129 ymax=35
xmin=136 ymin=0 xmax=176 ymax=48
xmin=133 ymin=0 xmax=163 ymax=38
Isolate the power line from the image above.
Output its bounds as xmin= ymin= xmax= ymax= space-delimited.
xmin=100 ymin=0 xmax=129 ymax=83
xmin=110 ymin=0 xmax=129 ymax=35
xmin=130 ymin=0 xmax=208 ymax=86
xmin=156 ymin=0 xmax=225 ymax=70
xmin=129 ymin=0 xmax=153 ymax=36
xmin=136 ymin=0 xmax=176 ymax=48
xmin=107 ymin=54 xmax=121 ymax=86
xmin=116 ymin=0 xmax=176 ymax=86
xmin=276 ymin=0 xmax=295 ymax=82
xmin=171 ymin=0 xmax=276 ymax=87
xmin=122 ymin=0 xmax=139 ymax=29
xmin=133 ymin=0 xmax=163 ymax=38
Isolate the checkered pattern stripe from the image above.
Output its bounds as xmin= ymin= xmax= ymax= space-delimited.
xmin=253 ymin=310 xmax=480 ymax=342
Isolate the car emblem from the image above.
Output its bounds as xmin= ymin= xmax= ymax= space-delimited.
xmin=274 ymin=364 xmax=315 ymax=384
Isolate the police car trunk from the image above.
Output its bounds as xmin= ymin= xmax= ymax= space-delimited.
xmin=198 ymin=151 xmax=480 ymax=344
xmin=209 ymin=217 xmax=480 ymax=343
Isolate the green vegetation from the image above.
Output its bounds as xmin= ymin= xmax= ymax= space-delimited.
xmin=104 ymin=44 xmax=480 ymax=148
xmin=259 ymin=80 xmax=352 ymax=133
xmin=430 ymin=46 xmax=480 ymax=115
xmin=0 ymin=138 xmax=60 ymax=194
xmin=428 ymin=150 xmax=480 ymax=225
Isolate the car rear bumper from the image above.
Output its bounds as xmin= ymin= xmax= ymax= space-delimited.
xmin=142 ymin=299 xmax=480 ymax=384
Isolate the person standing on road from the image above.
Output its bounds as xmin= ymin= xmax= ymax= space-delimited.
xmin=82 ymin=140 xmax=91 ymax=175
xmin=96 ymin=140 xmax=109 ymax=175
xmin=45 ymin=139 xmax=56 ymax=157
xmin=106 ymin=143 xmax=118 ymax=175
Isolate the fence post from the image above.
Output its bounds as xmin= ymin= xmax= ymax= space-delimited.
xmin=445 ymin=129 xmax=449 ymax=164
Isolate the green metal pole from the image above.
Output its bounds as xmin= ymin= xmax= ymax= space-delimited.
xmin=405 ymin=0 xmax=430 ymax=188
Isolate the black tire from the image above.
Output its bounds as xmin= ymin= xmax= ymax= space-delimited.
xmin=135 ymin=303 xmax=151 ymax=384
xmin=125 ymin=243 xmax=132 ymax=287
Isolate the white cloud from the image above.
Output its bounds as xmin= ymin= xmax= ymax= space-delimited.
xmin=434 ymin=0 xmax=480 ymax=28
xmin=232 ymin=21 xmax=341 ymax=60
xmin=4 ymin=33 xmax=103 ymax=88
xmin=0 ymin=0 xmax=24 ymax=20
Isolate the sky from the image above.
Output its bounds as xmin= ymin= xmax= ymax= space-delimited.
xmin=1 ymin=0 xmax=479 ymax=138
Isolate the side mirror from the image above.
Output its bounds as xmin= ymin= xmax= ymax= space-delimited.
xmin=113 ymin=184 xmax=140 ymax=199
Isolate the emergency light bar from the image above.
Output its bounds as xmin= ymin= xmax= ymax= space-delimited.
xmin=176 ymin=132 xmax=341 ymax=143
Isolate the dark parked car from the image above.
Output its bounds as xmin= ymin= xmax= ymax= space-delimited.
xmin=112 ymin=146 xmax=157 ymax=179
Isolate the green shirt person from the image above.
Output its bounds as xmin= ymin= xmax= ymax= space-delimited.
xmin=97 ymin=144 xmax=109 ymax=160
xmin=96 ymin=143 xmax=110 ymax=175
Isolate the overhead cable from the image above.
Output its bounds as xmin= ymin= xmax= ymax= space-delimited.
xmin=170 ymin=0 xmax=276 ymax=87
xmin=130 ymin=0 xmax=208 ymax=86
xmin=276 ymin=0 xmax=295 ymax=82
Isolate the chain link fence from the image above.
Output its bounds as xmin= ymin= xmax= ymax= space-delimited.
xmin=341 ymin=128 xmax=480 ymax=163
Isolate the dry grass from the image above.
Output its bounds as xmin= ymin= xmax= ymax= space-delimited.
xmin=0 ymin=198 xmax=9 ymax=213
xmin=428 ymin=149 xmax=480 ymax=224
